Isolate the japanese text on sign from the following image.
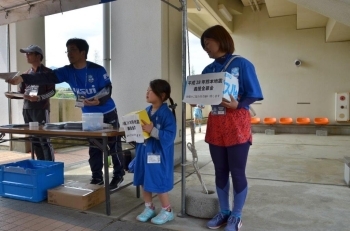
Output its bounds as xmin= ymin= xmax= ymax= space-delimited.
xmin=121 ymin=114 xmax=144 ymax=143
xmin=183 ymin=72 xmax=239 ymax=105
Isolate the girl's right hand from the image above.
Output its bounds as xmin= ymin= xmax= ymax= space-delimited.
xmin=141 ymin=120 xmax=153 ymax=134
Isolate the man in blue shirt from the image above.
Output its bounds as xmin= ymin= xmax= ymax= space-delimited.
xmin=8 ymin=38 xmax=125 ymax=191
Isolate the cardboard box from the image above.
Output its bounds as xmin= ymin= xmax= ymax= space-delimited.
xmin=47 ymin=181 xmax=105 ymax=210
xmin=183 ymin=72 xmax=239 ymax=105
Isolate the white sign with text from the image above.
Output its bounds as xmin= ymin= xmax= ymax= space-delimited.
xmin=183 ymin=72 xmax=239 ymax=105
xmin=121 ymin=114 xmax=144 ymax=143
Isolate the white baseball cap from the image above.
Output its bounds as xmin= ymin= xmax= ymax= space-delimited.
xmin=20 ymin=45 xmax=43 ymax=56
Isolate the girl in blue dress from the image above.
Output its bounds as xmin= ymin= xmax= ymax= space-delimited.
xmin=133 ymin=79 xmax=177 ymax=225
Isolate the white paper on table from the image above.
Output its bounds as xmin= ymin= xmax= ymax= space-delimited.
xmin=0 ymin=72 xmax=19 ymax=81
xmin=121 ymin=114 xmax=144 ymax=143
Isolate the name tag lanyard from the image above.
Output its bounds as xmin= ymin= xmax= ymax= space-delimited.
xmin=27 ymin=66 xmax=42 ymax=96
xmin=212 ymin=55 xmax=240 ymax=72
xmin=74 ymin=65 xmax=88 ymax=108
xmin=212 ymin=55 xmax=240 ymax=115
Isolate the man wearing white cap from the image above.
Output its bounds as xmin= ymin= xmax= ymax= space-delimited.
xmin=19 ymin=45 xmax=55 ymax=161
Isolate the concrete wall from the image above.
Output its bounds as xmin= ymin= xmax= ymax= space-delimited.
xmin=50 ymin=98 xmax=82 ymax=123
xmin=232 ymin=5 xmax=350 ymax=124
xmin=111 ymin=0 xmax=183 ymax=142
xmin=59 ymin=99 xmax=82 ymax=122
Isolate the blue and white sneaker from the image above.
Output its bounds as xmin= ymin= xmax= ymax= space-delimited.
xmin=151 ymin=209 xmax=174 ymax=225
xmin=207 ymin=212 xmax=230 ymax=229
xmin=224 ymin=215 xmax=242 ymax=231
xmin=136 ymin=207 xmax=156 ymax=222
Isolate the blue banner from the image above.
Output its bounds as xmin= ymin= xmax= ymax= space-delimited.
xmin=99 ymin=0 xmax=116 ymax=3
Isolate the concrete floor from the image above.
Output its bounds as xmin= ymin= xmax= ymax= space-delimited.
xmin=1 ymin=127 xmax=350 ymax=231
xmin=64 ymin=129 xmax=350 ymax=231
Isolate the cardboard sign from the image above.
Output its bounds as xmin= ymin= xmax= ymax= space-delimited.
xmin=121 ymin=114 xmax=144 ymax=143
xmin=183 ymin=72 xmax=239 ymax=105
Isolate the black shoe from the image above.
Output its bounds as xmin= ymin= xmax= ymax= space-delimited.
xmin=109 ymin=176 xmax=124 ymax=191
xmin=90 ymin=178 xmax=104 ymax=185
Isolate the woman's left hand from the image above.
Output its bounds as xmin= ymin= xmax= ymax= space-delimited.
xmin=142 ymin=120 xmax=154 ymax=133
xmin=220 ymin=95 xmax=238 ymax=109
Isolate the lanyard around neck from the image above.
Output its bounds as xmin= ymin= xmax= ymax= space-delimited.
xmin=74 ymin=66 xmax=88 ymax=91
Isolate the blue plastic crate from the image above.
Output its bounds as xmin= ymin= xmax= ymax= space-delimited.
xmin=0 ymin=159 xmax=64 ymax=202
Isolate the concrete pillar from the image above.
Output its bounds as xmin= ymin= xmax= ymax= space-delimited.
xmin=110 ymin=0 xmax=183 ymax=143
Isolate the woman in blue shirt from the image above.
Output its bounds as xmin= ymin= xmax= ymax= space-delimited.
xmin=201 ymin=25 xmax=263 ymax=231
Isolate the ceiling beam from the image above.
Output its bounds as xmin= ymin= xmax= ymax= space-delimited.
xmin=265 ymin=0 xmax=296 ymax=17
xmin=326 ymin=18 xmax=350 ymax=42
xmin=288 ymin=0 xmax=350 ymax=27
xmin=188 ymin=13 xmax=208 ymax=37
xmin=198 ymin=0 xmax=234 ymax=34
xmin=297 ymin=5 xmax=328 ymax=29
xmin=218 ymin=0 xmax=243 ymax=15
xmin=0 ymin=0 xmax=100 ymax=26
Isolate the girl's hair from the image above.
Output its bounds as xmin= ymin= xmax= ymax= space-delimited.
xmin=200 ymin=25 xmax=235 ymax=54
xmin=149 ymin=79 xmax=177 ymax=121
